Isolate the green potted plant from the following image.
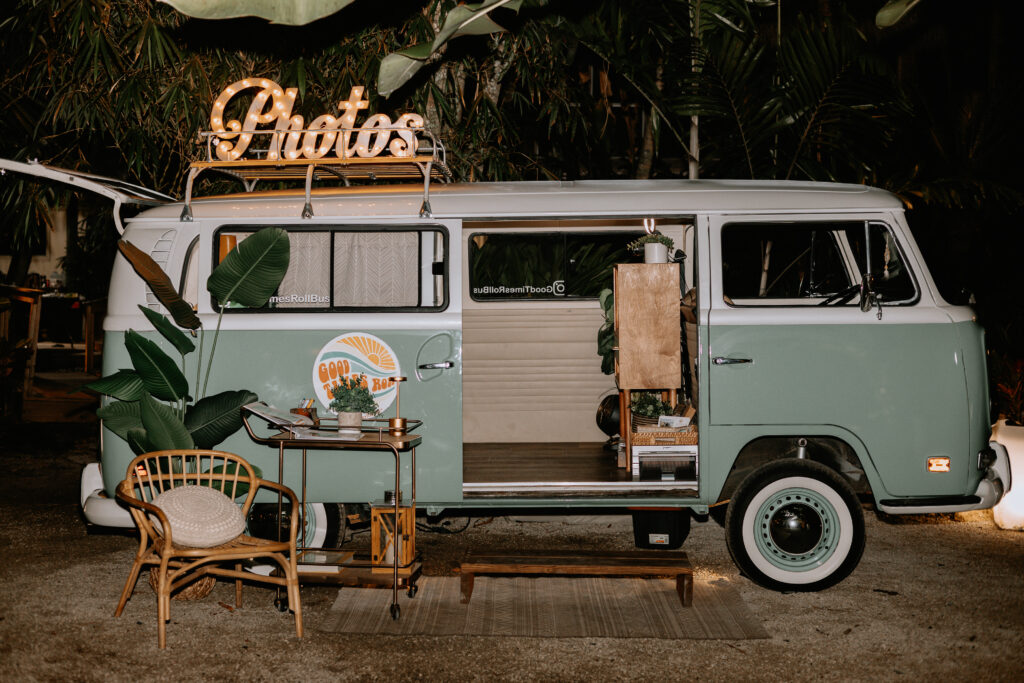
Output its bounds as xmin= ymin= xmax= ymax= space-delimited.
xmin=630 ymin=391 xmax=673 ymax=428
xmin=628 ymin=233 xmax=674 ymax=263
xmin=86 ymin=228 xmax=291 ymax=454
xmin=329 ymin=374 xmax=379 ymax=429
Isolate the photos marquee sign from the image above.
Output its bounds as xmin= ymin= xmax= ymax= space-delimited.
xmin=208 ymin=78 xmax=424 ymax=163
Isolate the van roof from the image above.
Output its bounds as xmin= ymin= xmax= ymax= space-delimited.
xmin=134 ymin=178 xmax=905 ymax=222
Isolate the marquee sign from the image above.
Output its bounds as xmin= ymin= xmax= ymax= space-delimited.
xmin=208 ymin=78 xmax=424 ymax=163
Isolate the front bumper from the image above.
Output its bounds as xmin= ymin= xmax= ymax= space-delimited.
xmin=80 ymin=462 xmax=133 ymax=528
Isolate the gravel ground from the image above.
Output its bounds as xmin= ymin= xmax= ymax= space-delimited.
xmin=1 ymin=422 xmax=1023 ymax=682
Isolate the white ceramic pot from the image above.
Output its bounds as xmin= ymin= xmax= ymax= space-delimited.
xmin=337 ymin=411 xmax=363 ymax=430
xmin=644 ymin=242 xmax=669 ymax=263
xmin=992 ymin=419 xmax=1024 ymax=530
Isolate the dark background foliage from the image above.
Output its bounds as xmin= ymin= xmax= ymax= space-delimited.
xmin=1 ymin=0 xmax=1021 ymax=416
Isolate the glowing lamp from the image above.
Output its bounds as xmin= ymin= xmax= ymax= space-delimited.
xmin=992 ymin=420 xmax=1024 ymax=530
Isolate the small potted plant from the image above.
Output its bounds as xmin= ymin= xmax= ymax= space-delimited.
xmin=628 ymin=233 xmax=675 ymax=263
xmin=329 ymin=375 xmax=379 ymax=429
xmin=630 ymin=392 xmax=673 ymax=430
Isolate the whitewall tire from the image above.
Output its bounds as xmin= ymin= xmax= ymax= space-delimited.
xmin=725 ymin=459 xmax=864 ymax=592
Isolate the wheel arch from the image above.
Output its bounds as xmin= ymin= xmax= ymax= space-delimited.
xmin=708 ymin=426 xmax=890 ymax=506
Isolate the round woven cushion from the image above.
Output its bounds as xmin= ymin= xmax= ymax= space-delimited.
xmin=152 ymin=485 xmax=246 ymax=548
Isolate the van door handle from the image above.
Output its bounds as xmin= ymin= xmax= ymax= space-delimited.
xmin=418 ymin=361 xmax=454 ymax=370
xmin=713 ymin=356 xmax=752 ymax=365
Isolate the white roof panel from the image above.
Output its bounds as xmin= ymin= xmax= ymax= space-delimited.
xmin=131 ymin=178 xmax=904 ymax=223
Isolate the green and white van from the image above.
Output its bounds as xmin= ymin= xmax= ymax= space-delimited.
xmin=2 ymin=157 xmax=1010 ymax=592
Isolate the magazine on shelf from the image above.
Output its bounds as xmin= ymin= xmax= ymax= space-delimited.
xmin=242 ymin=402 xmax=314 ymax=428
xmin=291 ymin=427 xmax=364 ymax=442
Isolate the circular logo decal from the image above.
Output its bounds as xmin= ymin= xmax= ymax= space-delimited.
xmin=312 ymin=333 xmax=401 ymax=414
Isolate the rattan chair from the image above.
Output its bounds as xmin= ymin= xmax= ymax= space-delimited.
xmin=113 ymin=449 xmax=303 ymax=648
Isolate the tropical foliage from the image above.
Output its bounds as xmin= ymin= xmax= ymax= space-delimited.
xmin=86 ymin=227 xmax=290 ymax=454
xmin=1 ymin=1 xmax=1020 ymax=414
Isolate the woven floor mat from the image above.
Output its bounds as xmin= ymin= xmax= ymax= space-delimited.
xmin=318 ymin=576 xmax=768 ymax=639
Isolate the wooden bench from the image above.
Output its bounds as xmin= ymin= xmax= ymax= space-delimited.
xmin=459 ymin=549 xmax=693 ymax=607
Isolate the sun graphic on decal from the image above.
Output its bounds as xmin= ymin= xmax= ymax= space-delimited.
xmin=340 ymin=335 xmax=397 ymax=372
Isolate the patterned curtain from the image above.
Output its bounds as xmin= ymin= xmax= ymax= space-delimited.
xmin=333 ymin=232 xmax=419 ymax=307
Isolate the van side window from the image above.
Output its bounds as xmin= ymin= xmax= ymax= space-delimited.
xmin=721 ymin=221 xmax=916 ymax=305
xmin=213 ymin=226 xmax=447 ymax=311
xmin=845 ymin=222 xmax=917 ymax=304
xmin=469 ymin=231 xmax=641 ymax=301
xmin=722 ymin=222 xmax=852 ymax=301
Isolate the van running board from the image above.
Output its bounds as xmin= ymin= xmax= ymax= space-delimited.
xmin=463 ymin=481 xmax=699 ymax=499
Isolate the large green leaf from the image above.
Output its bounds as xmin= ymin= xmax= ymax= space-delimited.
xmin=138 ymin=305 xmax=195 ymax=356
xmin=118 ymin=241 xmax=201 ymax=330
xmin=207 ymin=228 xmax=290 ymax=308
xmin=875 ymin=0 xmax=925 ymax=28
xmin=125 ymin=330 xmax=189 ymax=402
xmin=160 ymin=0 xmax=356 ymax=26
xmin=86 ymin=370 xmax=146 ymax=401
xmin=126 ymin=427 xmax=155 ymax=456
xmin=434 ymin=1 xmax=514 ymax=45
xmin=140 ymin=393 xmax=194 ymax=450
xmin=185 ymin=389 xmax=258 ymax=449
xmin=378 ymin=43 xmax=434 ymax=98
xmin=378 ymin=0 xmax=519 ymax=97
xmin=97 ymin=400 xmax=143 ymax=441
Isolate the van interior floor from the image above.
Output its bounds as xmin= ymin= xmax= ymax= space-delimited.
xmin=462 ymin=442 xmax=698 ymax=499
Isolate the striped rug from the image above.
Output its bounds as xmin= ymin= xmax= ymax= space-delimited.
xmin=318 ymin=576 xmax=768 ymax=639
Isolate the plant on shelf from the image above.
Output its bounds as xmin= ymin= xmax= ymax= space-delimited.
xmin=86 ymin=228 xmax=290 ymax=453
xmin=627 ymin=232 xmax=674 ymax=253
xmin=329 ymin=375 xmax=379 ymax=428
xmin=631 ymin=392 xmax=673 ymax=419
xmin=597 ymin=288 xmax=616 ymax=376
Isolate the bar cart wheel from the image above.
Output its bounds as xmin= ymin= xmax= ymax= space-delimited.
xmin=407 ymin=584 xmax=418 ymax=598
xmin=390 ymin=603 xmax=401 ymax=620
xmin=274 ymin=596 xmax=289 ymax=612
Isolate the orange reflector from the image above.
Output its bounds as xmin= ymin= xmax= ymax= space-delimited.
xmin=927 ymin=457 xmax=951 ymax=473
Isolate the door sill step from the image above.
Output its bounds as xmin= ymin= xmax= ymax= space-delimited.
xmin=463 ymin=481 xmax=699 ymax=499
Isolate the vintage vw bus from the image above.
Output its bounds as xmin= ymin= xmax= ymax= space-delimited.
xmin=0 ymin=85 xmax=1010 ymax=592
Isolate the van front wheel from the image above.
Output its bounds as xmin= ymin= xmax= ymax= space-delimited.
xmin=725 ymin=460 xmax=864 ymax=592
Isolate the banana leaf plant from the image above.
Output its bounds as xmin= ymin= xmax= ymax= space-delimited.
xmin=88 ymin=228 xmax=290 ymax=455
xmin=597 ymin=288 xmax=616 ymax=377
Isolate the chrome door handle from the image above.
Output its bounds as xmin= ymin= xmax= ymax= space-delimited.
xmin=713 ymin=357 xmax=752 ymax=365
xmin=418 ymin=361 xmax=454 ymax=370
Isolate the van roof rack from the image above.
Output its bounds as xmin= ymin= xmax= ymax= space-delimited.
xmin=180 ymin=128 xmax=451 ymax=222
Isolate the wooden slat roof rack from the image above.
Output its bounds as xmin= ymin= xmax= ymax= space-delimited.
xmin=180 ymin=129 xmax=451 ymax=221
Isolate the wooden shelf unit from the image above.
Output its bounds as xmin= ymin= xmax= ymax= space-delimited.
xmin=613 ymin=264 xmax=684 ymax=465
